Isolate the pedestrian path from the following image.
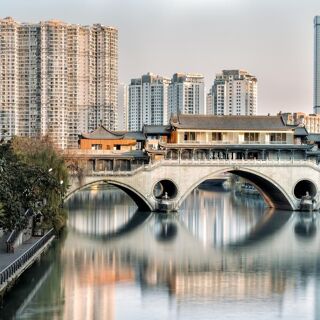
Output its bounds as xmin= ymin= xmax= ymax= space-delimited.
xmin=0 ymin=237 xmax=40 ymax=272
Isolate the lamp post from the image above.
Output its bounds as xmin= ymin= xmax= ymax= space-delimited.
xmin=59 ymin=180 xmax=64 ymax=208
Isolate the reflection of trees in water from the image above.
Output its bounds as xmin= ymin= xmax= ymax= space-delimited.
xmin=180 ymin=188 xmax=267 ymax=247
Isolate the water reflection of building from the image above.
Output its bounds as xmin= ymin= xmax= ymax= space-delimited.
xmin=180 ymin=188 xmax=266 ymax=246
xmin=61 ymin=247 xmax=135 ymax=320
xmin=173 ymin=271 xmax=287 ymax=299
xmin=55 ymin=189 xmax=320 ymax=319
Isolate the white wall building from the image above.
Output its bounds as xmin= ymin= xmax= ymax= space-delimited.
xmin=206 ymin=88 xmax=213 ymax=114
xmin=117 ymin=84 xmax=129 ymax=131
xmin=168 ymin=73 xmax=205 ymax=115
xmin=314 ymin=16 xmax=320 ymax=114
xmin=0 ymin=17 xmax=118 ymax=149
xmin=211 ymin=70 xmax=257 ymax=116
xmin=128 ymin=73 xmax=170 ymax=131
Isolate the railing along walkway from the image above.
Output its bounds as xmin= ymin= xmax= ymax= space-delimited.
xmin=83 ymin=158 xmax=320 ymax=177
xmin=0 ymin=229 xmax=55 ymax=286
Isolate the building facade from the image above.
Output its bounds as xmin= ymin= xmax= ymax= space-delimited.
xmin=211 ymin=70 xmax=257 ymax=116
xmin=206 ymin=88 xmax=213 ymax=114
xmin=168 ymin=73 xmax=205 ymax=116
xmin=314 ymin=16 xmax=320 ymax=114
xmin=128 ymin=73 xmax=170 ymax=131
xmin=0 ymin=17 xmax=118 ymax=149
xmin=117 ymin=84 xmax=129 ymax=131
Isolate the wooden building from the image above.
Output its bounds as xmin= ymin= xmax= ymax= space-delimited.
xmin=79 ymin=126 xmax=145 ymax=151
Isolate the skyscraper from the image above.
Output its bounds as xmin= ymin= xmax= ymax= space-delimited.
xmin=0 ymin=17 xmax=118 ymax=149
xmin=117 ymin=84 xmax=129 ymax=131
xmin=168 ymin=73 xmax=205 ymax=115
xmin=314 ymin=16 xmax=320 ymax=114
xmin=210 ymin=70 xmax=257 ymax=116
xmin=128 ymin=73 xmax=170 ymax=131
xmin=206 ymin=88 xmax=213 ymax=114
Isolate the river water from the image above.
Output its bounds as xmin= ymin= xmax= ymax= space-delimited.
xmin=1 ymin=183 xmax=320 ymax=320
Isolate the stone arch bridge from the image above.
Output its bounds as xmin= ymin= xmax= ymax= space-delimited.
xmin=67 ymin=159 xmax=320 ymax=212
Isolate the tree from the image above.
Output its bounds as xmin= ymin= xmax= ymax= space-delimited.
xmin=0 ymin=137 xmax=69 ymax=232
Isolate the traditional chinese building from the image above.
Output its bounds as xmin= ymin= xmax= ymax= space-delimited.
xmin=147 ymin=114 xmax=312 ymax=161
xmin=79 ymin=126 xmax=145 ymax=151
xmin=64 ymin=126 xmax=148 ymax=173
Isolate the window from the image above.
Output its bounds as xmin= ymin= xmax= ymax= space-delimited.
xmin=270 ymin=133 xmax=286 ymax=143
xmin=91 ymin=144 xmax=102 ymax=150
xmin=244 ymin=132 xmax=259 ymax=143
xmin=184 ymin=132 xmax=196 ymax=141
xmin=212 ymin=132 xmax=222 ymax=141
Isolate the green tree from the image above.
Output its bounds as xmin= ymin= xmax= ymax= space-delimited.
xmin=0 ymin=137 xmax=69 ymax=232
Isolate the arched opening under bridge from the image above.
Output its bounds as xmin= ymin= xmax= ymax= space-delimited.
xmin=179 ymin=169 xmax=294 ymax=211
xmin=66 ymin=180 xmax=152 ymax=212
xmin=229 ymin=170 xmax=293 ymax=210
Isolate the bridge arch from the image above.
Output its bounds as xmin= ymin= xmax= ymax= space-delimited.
xmin=177 ymin=167 xmax=295 ymax=211
xmin=65 ymin=179 xmax=153 ymax=212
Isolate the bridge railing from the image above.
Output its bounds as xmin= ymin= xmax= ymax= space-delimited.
xmin=0 ymin=229 xmax=55 ymax=286
xmin=6 ymin=209 xmax=33 ymax=253
xmin=83 ymin=158 xmax=320 ymax=176
xmin=152 ymin=158 xmax=319 ymax=168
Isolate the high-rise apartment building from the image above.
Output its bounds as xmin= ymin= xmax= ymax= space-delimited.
xmin=117 ymin=84 xmax=129 ymax=131
xmin=168 ymin=73 xmax=205 ymax=115
xmin=128 ymin=73 xmax=170 ymax=131
xmin=206 ymin=88 xmax=213 ymax=114
xmin=211 ymin=70 xmax=257 ymax=116
xmin=0 ymin=17 xmax=118 ymax=149
xmin=314 ymin=16 xmax=320 ymax=114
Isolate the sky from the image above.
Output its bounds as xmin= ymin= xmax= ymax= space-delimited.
xmin=1 ymin=0 xmax=320 ymax=115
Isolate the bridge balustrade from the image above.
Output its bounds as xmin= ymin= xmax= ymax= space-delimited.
xmin=78 ymin=158 xmax=320 ymax=177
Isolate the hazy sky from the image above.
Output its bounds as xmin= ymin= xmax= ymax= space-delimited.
xmin=2 ymin=0 xmax=320 ymax=114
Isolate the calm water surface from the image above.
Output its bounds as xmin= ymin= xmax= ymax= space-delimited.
xmin=1 ymin=184 xmax=320 ymax=320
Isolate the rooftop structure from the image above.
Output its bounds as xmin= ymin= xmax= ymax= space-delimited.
xmin=170 ymin=114 xmax=287 ymax=131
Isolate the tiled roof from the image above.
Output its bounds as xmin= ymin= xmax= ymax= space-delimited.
xmin=143 ymin=125 xmax=171 ymax=135
xmin=170 ymin=114 xmax=292 ymax=131
xmin=123 ymin=132 xmax=146 ymax=141
xmin=307 ymin=134 xmax=320 ymax=142
xmin=81 ymin=126 xmax=145 ymax=140
xmin=294 ymin=126 xmax=308 ymax=136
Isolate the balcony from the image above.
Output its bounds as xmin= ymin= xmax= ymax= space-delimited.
xmin=177 ymin=140 xmax=291 ymax=145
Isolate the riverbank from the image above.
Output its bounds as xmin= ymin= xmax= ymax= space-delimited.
xmin=0 ymin=229 xmax=55 ymax=301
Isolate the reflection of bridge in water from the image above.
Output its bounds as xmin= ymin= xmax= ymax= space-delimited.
xmin=8 ymin=186 xmax=320 ymax=320
xmin=66 ymin=210 xmax=320 ymax=271
xmin=62 ymin=207 xmax=320 ymax=319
